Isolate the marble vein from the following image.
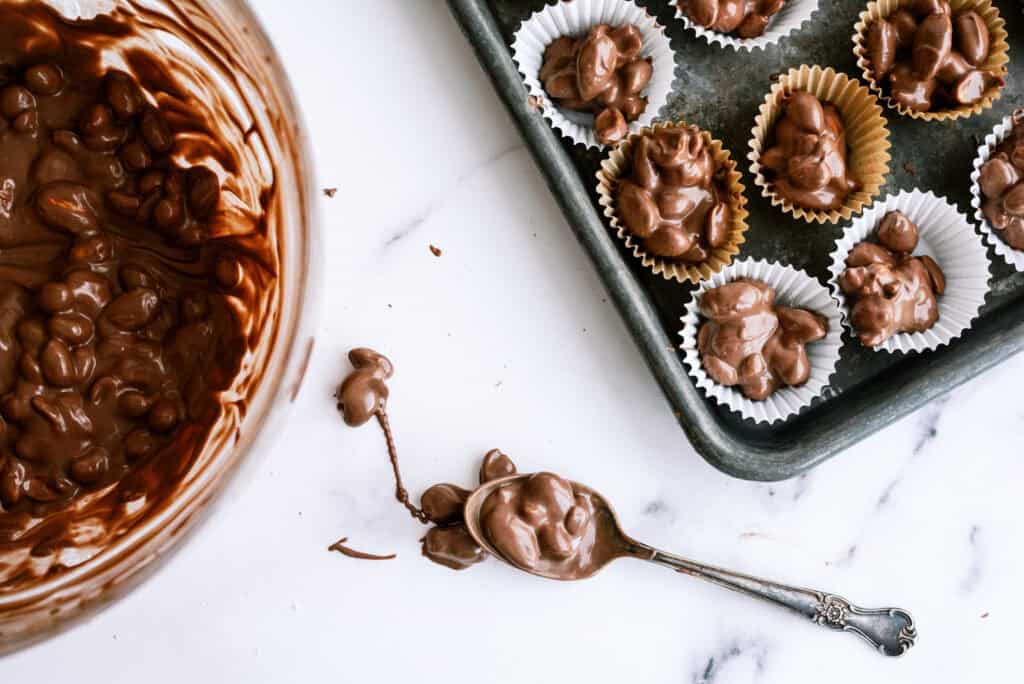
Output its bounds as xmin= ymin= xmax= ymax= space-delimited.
xmin=960 ymin=525 xmax=983 ymax=593
xmin=690 ymin=641 xmax=768 ymax=684
xmin=380 ymin=143 xmax=525 ymax=251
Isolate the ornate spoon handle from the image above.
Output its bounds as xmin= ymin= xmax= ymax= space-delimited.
xmin=638 ymin=545 xmax=916 ymax=656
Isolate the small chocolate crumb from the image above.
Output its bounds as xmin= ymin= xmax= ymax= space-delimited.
xmin=322 ymin=187 xmax=337 ymax=198
xmin=903 ymin=162 xmax=917 ymax=176
xmin=429 ymin=244 xmax=442 ymax=257
xmin=981 ymin=612 xmax=990 ymax=619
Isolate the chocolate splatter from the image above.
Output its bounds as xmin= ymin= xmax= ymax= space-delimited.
xmin=328 ymin=537 xmax=396 ymax=561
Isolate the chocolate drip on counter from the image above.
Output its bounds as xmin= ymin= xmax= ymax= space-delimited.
xmin=334 ymin=347 xmax=620 ymax=576
xmin=335 ymin=348 xmax=430 ymax=524
xmin=327 ymin=537 xmax=396 ymax=561
xmin=418 ymin=448 xmax=518 ymax=570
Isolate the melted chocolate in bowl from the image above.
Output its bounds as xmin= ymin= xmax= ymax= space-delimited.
xmin=0 ymin=0 xmax=315 ymax=652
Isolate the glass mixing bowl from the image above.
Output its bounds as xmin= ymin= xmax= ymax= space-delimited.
xmin=0 ymin=0 xmax=320 ymax=653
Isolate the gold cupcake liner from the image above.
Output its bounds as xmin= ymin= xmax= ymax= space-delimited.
xmin=852 ymin=0 xmax=1009 ymax=122
xmin=748 ymin=64 xmax=892 ymax=225
xmin=596 ymin=121 xmax=749 ymax=284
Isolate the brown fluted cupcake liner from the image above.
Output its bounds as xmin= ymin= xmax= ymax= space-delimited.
xmin=748 ymin=64 xmax=891 ymax=225
xmin=596 ymin=121 xmax=749 ymax=284
xmin=852 ymin=0 xmax=1008 ymax=122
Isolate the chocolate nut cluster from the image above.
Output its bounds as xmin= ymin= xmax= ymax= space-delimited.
xmin=540 ymin=24 xmax=652 ymax=145
xmin=978 ymin=115 xmax=1024 ymax=251
xmin=867 ymin=0 xmax=1000 ymax=112
xmin=677 ymin=0 xmax=786 ymax=39
xmin=0 ymin=48 xmax=244 ymax=516
xmin=336 ymin=348 xmax=393 ymax=427
xmin=760 ymin=91 xmax=860 ymax=212
xmin=839 ymin=211 xmax=946 ymax=347
xmin=419 ymin=449 xmax=519 ymax=570
xmin=697 ymin=280 xmax=828 ymax=401
xmin=479 ymin=470 xmax=599 ymax=576
xmin=616 ymin=126 xmax=733 ymax=262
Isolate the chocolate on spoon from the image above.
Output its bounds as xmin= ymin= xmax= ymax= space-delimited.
xmin=334 ymin=349 xmax=917 ymax=656
xmin=463 ymin=473 xmax=917 ymax=657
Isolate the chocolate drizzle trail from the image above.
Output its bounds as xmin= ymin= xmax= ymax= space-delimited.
xmin=327 ymin=537 xmax=396 ymax=561
xmin=0 ymin=1 xmax=278 ymax=594
xmin=335 ymin=349 xmax=625 ymax=577
xmin=335 ymin=348 xmax=430 ymax=524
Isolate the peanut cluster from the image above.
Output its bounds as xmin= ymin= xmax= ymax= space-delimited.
xmin=678 ymin=0 xmax=786 ymax=39
xmin=697 ymin=279 xmax=828 ymax=401
xmin=616 ymin=126 xmax=733 ymax=262
xmin=978 ymin=116 xmax=1024 ymax=251
xmin=540 ymin=24 xmax=652 ymax=145
xmin=867 ymin=0 xmax=1000 ymax=112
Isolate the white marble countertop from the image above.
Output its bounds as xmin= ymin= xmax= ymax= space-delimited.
xmin=8 ymin=1 xmax=1022 ymax=681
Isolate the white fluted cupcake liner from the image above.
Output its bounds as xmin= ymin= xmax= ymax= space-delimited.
xmin=674 ymin=0 xmax=819 ymax=52
xmin=970 ymin=109 xmax=1024 ymax=272
xmin=679 ymin=259 xmax=843 ymax=424
xmin=511 ymin=0 xmax=675 ymax=150
xmin=827 ymin=189 xmax=991 ymax=354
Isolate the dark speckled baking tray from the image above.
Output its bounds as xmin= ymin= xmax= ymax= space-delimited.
xmin=447 ymin=0 xmax=1024 ymax=481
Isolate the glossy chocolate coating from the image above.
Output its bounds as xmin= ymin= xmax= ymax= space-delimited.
xmin=335 ymin=349 xmax=433 ymax=523
xmin=336 ymin=348 xmax=393 ymax=427
xmin=0 ymin=4 xmax=263 ymax=548
xmin=539 ymin=25 xmax=651 ymax=145
xmin=866 ymin=4 xmax=999 ymax=112
xmin=696 ymin=279 xmax=827 ymax=401
xmin=678 ymin=0 xmax=786 ymax=39
xmin=979 ymin=116 xmax=1024 ymax=250
xmin=420 ymin=449 xmax=518 ymax=571
xmin=479 ymin=472 xmax=624 ymax=579
xmin=616 ymin=126 xmax=733 ymax=262
xmin=421 ymin=525 xmax=487 ymax=571
xmin=760 ymin=92 xmax=859 ymax=212
xmin=839 ymin=211 xmax=945 ymax=347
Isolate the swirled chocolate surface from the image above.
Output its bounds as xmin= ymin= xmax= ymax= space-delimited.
xmin=0 ymin=2 xmax=276 ymax=592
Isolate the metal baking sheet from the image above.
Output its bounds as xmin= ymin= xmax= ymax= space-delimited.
xmin=447 ymin=0 xmax=1024 ymax=480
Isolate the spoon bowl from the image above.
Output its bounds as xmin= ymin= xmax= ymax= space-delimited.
xmin=463 ymin=472 xmax=917 ymax=657
xmin=463 ymin=473 xmax=645 ymax=581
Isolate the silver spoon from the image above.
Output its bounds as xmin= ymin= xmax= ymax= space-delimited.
xmin=464 ymin=474 xmax=917 ymax=657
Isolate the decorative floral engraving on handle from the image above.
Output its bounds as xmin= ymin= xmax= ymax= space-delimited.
xmin=642 ymin=546 xmax=917 ymax=657
xmin=811 ymin=593 xmax=917 ymax=656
